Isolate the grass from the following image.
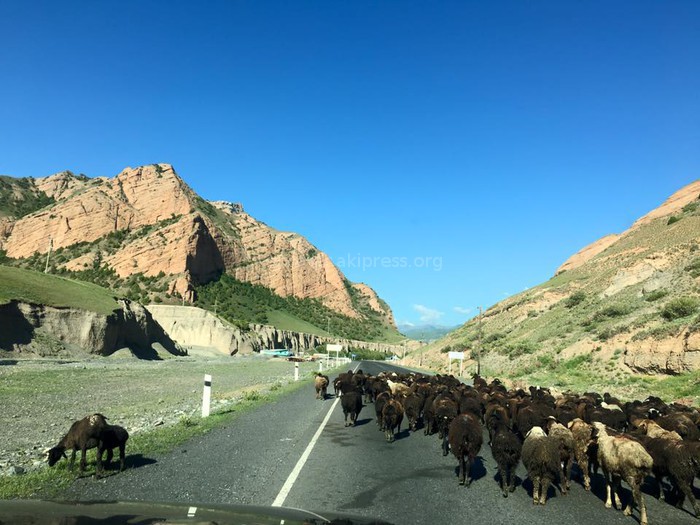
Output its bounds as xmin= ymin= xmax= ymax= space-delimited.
xmin=0 ymin=375 xmax=312 ymax=499
xmin=0 ymin=265 xmax=119 ymax=314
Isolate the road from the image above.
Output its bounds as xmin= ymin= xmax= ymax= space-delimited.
xmin=64 ymin=361 xmax=697 ymax=525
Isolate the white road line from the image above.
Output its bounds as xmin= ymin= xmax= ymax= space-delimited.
xmin=271 ymin=363 xmax=359 ymax=507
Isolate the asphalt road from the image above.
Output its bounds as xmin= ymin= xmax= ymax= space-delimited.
xmin=63 ymin=361 xmax=698 ymax=525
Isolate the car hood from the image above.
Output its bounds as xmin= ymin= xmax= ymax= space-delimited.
xmin=0 ymin=499 xmax=394 ymax=525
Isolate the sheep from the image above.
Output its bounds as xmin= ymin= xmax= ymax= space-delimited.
xmin=47 ymin=413 xmax=109 ymax=475
xmin=387 ymin=379 xmax=410 ymax=397
xmin=545 ymin=417 xmax=575 ymax=494
xmin=375 ymin=391 xmax=391 ymax=431
xmin=96 ymin=424 xmax=129 ymax=472
xmin=521 ymin=426 xmax=561 ymax=505
xmin=592 ymin=422 xmax=653 ymax=525
xmin=341 ymin=387 xmax=363 ymax=426
xmin=634 ymin=420 xmax=700 ymax=517
xmin=489 ymin=414 xmax=522 ymax=497
xmin=567 ymin=418 xmax=594 ymax=490
xmin=314 ymin=373 xmax=330 ymax=400
xmin=401 ymin=392 xmax=424 ymax=431
xmin=448 ymin=413 xmax=483 ymax=487
xmin=381 ymin=398 xmax=404 ymax=442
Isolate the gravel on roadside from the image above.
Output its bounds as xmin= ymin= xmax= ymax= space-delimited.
xmin=0 ymin=353 xmax=322 ymax=476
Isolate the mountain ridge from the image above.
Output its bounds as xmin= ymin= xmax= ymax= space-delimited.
xmin=0 ymin=164 xmax=397 ymax=341
xmin=408 ymin=177 xmax=700 ymax=398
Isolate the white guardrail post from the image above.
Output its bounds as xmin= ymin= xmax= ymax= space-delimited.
xmin=294 ymin=362 xmax=299 ymax=381
xmin=202 ymin=374 xmax=212 ymax=417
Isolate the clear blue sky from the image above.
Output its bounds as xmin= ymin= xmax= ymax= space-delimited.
xmin=1 ymin=1 xmax=699 ymax=327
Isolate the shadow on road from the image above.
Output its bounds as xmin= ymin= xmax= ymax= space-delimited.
xmin=451 ymin=456 xmax=487 ymax=483
xmin=125 ymin=454 xmax=157 ymax=469
xmin=354 ymin=418 xmax=373 ymax=426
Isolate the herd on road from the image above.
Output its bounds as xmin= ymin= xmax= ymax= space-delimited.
xmin=44 ymin=367 xmax=699 ymax=525
xmin=315 ymin=369 xmax=700 ymax=525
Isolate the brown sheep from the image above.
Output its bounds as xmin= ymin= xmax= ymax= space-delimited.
xmin=545 ymin=417 xmax=575 ymax=494
xmin=521 ymin=426 xmax=560 ymax=505
xmin=314 ymin=373 xmax=329 ymax=400
xmin=381 ymin=398 xmax=404 ymax=442
xmin=47 ymin=413 xmax=109 ymax=475
xmin=567 ymin=418 xmax=594 ymax=490
xmin=592 ymin=422 xmax=653 ymax=525
xmin=448 ymin=413 xmax=483 ymax=487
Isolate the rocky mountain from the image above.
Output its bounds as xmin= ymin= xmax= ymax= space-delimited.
xmin=0 ymin=164 xmax=396 ymax=339
xmin=408 ymin=179 xmax=700 ymax=397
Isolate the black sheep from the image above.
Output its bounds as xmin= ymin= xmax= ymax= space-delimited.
xmin=97 ymin=424 xmax=130 ymax=471
xmin=341 ymin=388 xmax=363 ymax=427
xmin=401 ymin=392 xmax=424 ymax=431
xmin=636 ymin=432 xmax=700 ymax=517
xmin=489 ymin=415 xmax=522 ymax=497
xmin=448 ymin=413 xmax=483 ymax=486
xmin=375 ymin=391 xmax=391 ymax=431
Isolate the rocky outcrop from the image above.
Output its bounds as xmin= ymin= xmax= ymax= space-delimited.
xmin=556 ymin=234 xmax=620 ymax=275
xmin=624 ymin=329 xmax=700 ymax=374
xmin=0 ymin=300 xmax=184 ymax=358
xmin=146 ymin=305 xmax=409 ymax=356
xmin=0 ymin=165 xmax=395 ymax=327
xmin=555 ymin=179 xmax=700 ymax=275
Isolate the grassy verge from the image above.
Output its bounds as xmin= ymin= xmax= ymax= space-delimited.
xmin=0 ymin=265 xmax=119 ymax=314
xmin=0 ymin=377 xmax=311 ymax=499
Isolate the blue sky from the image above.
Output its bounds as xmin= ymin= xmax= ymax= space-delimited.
xmin=1 ymin=1 xmax=699 ymax=327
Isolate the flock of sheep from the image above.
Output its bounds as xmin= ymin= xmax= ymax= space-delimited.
xmin=317 ymin=369 xmax=700 ymax=525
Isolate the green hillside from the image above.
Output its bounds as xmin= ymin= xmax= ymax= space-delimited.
xmin=195 ymin=274 xmax=404 ymax=342
xmin=0 ymin=176 xmax=54 ymax=219
xmin=413 ymin=191 xmax=700 ymax=401
xmin=0 ymin=265 xmax=119 ymax=315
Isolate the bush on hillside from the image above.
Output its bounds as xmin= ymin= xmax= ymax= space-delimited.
xmin=661 ymin=297 xmax=699 ymax=320
xmin=564 ymin=291 xmax=586 ymax=308
xmin=644 ymin=289 xmax=668 ymax=302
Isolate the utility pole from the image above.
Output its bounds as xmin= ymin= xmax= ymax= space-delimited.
xmin=44 ymin=237 xmax=53 ymax=273
xmin=477 ymin=305 xmax=482 ymax=377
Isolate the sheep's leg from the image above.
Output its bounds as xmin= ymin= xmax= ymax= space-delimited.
xmin=457 ymin=454 xmax=465 ymax=485
xmin=559 ymin=463 xmax=567 ymax=495
xmin=654 ymin=473 xmax=665 ymax=501
xmin=532 ymin=476 xmax=540 ymax=505
xmin=626 ymin=478 xmax=647 ymax=525
xmin=540 ymin=476 xmax=550 ymax=505
xmin=498 ymin=465 xmax=507 ymax=497
xmin=613 ymin=476 xmax=623 ymax=510
xmin=78 ymin=446 xmax=88 ymax=473
xmin=68 ymin=449 xmax=77 ymax=470
xmin=509 ymin=466 xmax=516 ymax=493
xmin=441 ymin=435 xmax=449 ymax=457
xmin=579 ymin=455 xmax=590 ymax=491
xmin=465 ymin=456 xmax=473 ymax=488
xmin=676 ymin=479 xmax=699 ymax=517
xmin=604 ymin=473 xmax=613 ymax=509
xmin=564 ymin=458 xmax=572 ymax=493
xmin=119 ymin=444 xmax=126 ymax=471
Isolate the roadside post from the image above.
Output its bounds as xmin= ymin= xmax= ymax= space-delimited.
xmin=294 ymin=362 xmax=299 ymax=381
xmin=319 ymin=360 xmax=323 ymax=372
xmin=202 ymin=374 xmax=212 ymax=417
xmin=447 ymin=351 xmax=464 ymax=376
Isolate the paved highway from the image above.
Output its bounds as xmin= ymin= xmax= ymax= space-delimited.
xmin=64 ymin=361 xmax=697 ymax=524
